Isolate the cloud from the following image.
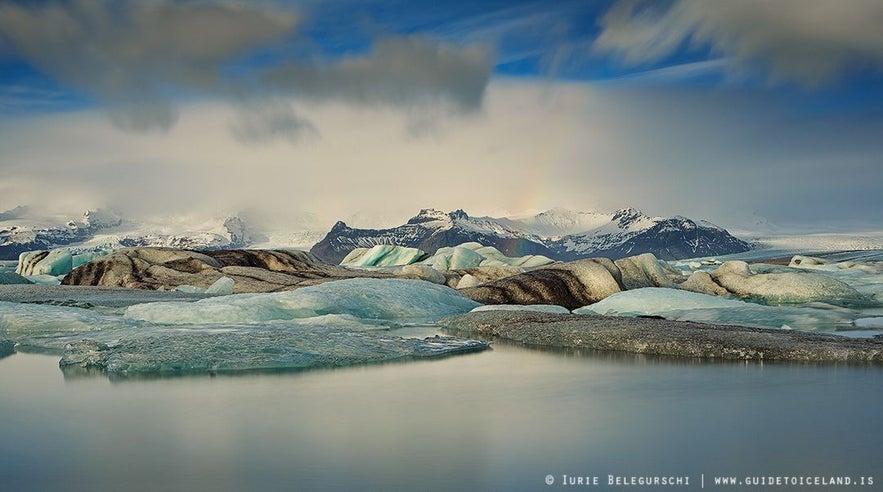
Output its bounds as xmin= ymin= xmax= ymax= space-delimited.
xmin=3 ymin=81 xmax=881 ymax=232
xmin=595 ymin=0 xmax=883 ymax=85
xmin=229 ymin=102 xmax=318 ymax=144
xmin=264 ymin=36 xmax=492 ymax=113
xmin=0 ymin=1 xmax=494 ymax=135
xmin=0 ymin=0 xmax=297 ymax=131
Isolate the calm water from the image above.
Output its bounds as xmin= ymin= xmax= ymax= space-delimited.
xmin=1 ymin=343 xmax=881 ymax=491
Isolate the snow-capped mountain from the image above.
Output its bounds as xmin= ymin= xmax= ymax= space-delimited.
xmin=0 ymin=207 xmax=251 ymax=260
xmin=310 ymin=208 xmax=751 ymax=263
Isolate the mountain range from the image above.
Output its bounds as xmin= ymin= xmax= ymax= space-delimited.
xmin=310 ymin=208 xmax=752 ymax=263
xmin=1 ymin=206 xmax=751 ymax=263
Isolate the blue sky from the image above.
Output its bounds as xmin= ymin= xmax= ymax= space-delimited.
xmin=1 ymin=0 xmax=881 ymax=232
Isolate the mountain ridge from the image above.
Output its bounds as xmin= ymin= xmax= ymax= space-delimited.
xmin=311 ymin=208 xmax=751 ymax=264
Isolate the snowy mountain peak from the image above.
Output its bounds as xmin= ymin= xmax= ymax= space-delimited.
xmin=448 ymin=209 xmax=469 ymax=221
xmin=330 ymin=220 xmax=350 ymax=232
xmin=407 ymin=209 xmax=452 ymax=225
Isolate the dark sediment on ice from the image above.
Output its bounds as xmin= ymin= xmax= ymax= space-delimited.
xmin=439 ymin=311 xmax=883 ymax=364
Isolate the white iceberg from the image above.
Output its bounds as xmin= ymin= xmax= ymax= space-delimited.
xmin=421 ymin=246 xmax=485 ymax=270
xmin=204 ymin=276 xmax=235 ymax=296
xmin=574 ymin=287 xmax=854 ymax=331
xmin=125 ymin=278 xmax=479 ymax=325
xmin=711 ymin=261 xmax=867 ymax=306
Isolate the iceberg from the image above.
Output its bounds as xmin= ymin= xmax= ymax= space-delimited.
xmin=0 ymin=271 xmax=32 ymax=285
xmin=16 ymin=249 xmax=73 ymax=276
xmin=574 ymin=288 xmax=854 ymax=331
xmin=125 ymin=278 xmax=480 ymax=325
xmin=340 ymin=245 xmax=426 ymax=267
xmin=421 ymin=246 xmax=485 ymax=271
xmin=59 ymin=330 xmax=490 ymax=377
xmin=204 ymin=276 xmax=235 ymax=296
xmin=854 ymin=318 xmax=883 ymax=329
xmin=710 ymin=261 xmax=868 ymax=306
xmin=420 ymin=243 xmax=554 ymax=271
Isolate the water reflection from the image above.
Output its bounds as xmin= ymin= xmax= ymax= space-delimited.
xmin=2 ymin=341 xmax=881 ymax=492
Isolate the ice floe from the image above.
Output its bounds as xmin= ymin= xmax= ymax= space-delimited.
xmin=59 ymin=330 xmax=490 ymax=377
xmin=125 ymin=278 xmax=479 ymax=325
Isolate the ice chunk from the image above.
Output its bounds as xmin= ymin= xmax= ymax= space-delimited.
xmin=16 ymin=249 xmax=73 ymax=276
xmin=854 ymin=318 xmax=883 ymax=329
xmin=59 ymin=330 xmax=490 ymax=377
xmin=204 ymin=276 xmax=235 ymax=296
xmin=23 ymin=274 xmax=63 ymax=286
xmin=0 ymin=271 xmax=32 ymax=285
xmin=421 ymin=246 xmax=484 ymax=271
xmin=125 ymin=278 xmax=480 ymax=325
xmin=574 ymin=288 xmax=854 ymax=331
xmin=340 ymin=245 xmax=426 ymax=267
xmin=471 ymin=304 xmax=571 ymax=314
xmin=455 ymin=273 xmax=480 ymax=289
xmin=0 ymin=300 xmax=145 ymax=351
xmin=71 ymin=251 xmax=109 ymax=269
xmin=711 ymin=260 xmax=867 ymax=306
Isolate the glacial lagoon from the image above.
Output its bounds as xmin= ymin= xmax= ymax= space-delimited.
xmin=1 ymin=252 xmax=882 ymax=490
xmin=1 ymin=337 xmax=881 ymax=492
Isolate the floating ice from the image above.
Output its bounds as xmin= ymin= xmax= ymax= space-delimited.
xmin=59 ymin=330 xmax=490 ymax=377
xmin=0 ymin=271 xmax=32 ymax=285
xmin=125 ymin=278 xmax=480 ymax=325
xmin=574 ymin=288 xmax=854 ymax=331
xmin=422 ymin=243 xmax=555 ymax=270
xmin=204 ymin=276 xmax=235 ymax=296
xmin=421 ymin=246 xmax=484 ymax=270
xmin=711 ymin=261 xmax=867 ymax=306
xmin=471 ymin=304 xmax=571 ymax=314
xmin=22 ymin=274 xmax=63 ymax=286
xmin=340 ymin=245 xmax=426 ymax=267
xmin=71 ymin=251 xmax=109 ymax=269
xmin=854 ymin=318 xmax=883 ymax=329
xmin=17 ymin=249 xmax=72 ymax=276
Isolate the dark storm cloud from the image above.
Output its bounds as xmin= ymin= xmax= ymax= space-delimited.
xmin=265 ymin=36 xmax=493 ymax=112
xmin=0 ymin=0 xmax=297 ymax=131
xmin=0 ymin=1 xmax=494 ymax=135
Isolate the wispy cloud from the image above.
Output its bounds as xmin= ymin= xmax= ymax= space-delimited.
xmin=594 ymin=0 xmax=883 ymax=86
xmin=603 ymin=58 xmax=730 ymax=85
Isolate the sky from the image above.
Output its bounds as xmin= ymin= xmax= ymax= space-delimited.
xmin=0 ymin=0 xmax=881 ymax=233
